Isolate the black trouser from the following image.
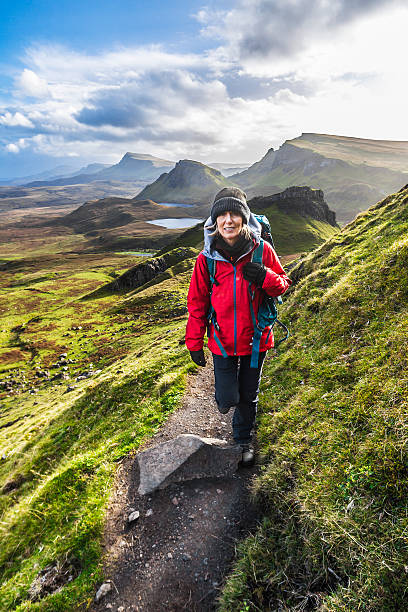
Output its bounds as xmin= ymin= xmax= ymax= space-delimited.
xmin=212 ymin=352 xmax=267 ymax=445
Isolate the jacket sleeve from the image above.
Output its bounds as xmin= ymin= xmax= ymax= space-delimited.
xmin=185 ymin=253 xmax=211 ymax=351
xmin=261 ymin=242 xmax=292 ymax=297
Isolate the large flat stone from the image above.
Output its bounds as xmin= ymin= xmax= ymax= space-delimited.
xmin=137 ymin=434 xmax=242 ymax=495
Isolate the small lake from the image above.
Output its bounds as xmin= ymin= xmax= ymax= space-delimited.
xmin=147 ymin=218 xmax=204 ymax=229
xmin=159 ymin=202 xmax=193 ymax=208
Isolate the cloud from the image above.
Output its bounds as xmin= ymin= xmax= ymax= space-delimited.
xmin=6 ymin=143 xmax=19 ymax=153
xmin=75 ymin=69 xmax=227 ymax=129
xmin=2 ymin=2 xmax=408 ymax=167
xmin=198 ymin=0 xmax=404 ymax=64
xmin=5 ymin=138 xmax=28 ymax=153
xmin=0 ymin=111 xmax=34 ymax=128
xmin=16 ymin=69 xmax=49 ymax=98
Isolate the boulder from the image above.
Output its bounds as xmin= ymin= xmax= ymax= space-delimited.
xmin=137 ymin=434 xmax=241 ymax=495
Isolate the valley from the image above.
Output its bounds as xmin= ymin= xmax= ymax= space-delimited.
xmin=1 ymin=134 xmax=407 ymax=609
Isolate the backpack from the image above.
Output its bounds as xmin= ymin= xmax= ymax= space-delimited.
xmin=206 ymin=213 xmax=289 ymax=368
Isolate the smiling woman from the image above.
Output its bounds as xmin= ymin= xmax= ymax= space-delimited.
xmin=185 ymin=186 xmax=292 ymax=467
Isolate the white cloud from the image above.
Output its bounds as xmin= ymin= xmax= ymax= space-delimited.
xmin=5 ymin=138 xmax=28 ymax=153
xmin=6 ymin=143 xmax=19 ymax=153
xmin=16 ymin=69 xmax=49 ymax=98
xmin=0 ymin=111 xmax=34 ymax=128
xmin=3 ymin=2 xmax=408 ymax=165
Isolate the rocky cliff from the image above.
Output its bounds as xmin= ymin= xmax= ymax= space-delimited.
xmin=93 ymin=247 xmax=196 ymax=294
xmin=249 ymin=185 xmax=337 ymax=227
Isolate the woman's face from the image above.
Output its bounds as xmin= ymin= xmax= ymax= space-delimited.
xmin=216 ymin=211 xmax=243 ymax=245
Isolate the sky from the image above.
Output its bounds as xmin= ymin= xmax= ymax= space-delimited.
xmin=1 ymin=0 xmax=408 ymax=178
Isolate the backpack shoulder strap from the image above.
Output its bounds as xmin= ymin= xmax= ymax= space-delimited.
xmin=204 ymin=256 xmax=227 ymax=357
xmin=206 ymin=256 xmax=218 ymax=286
xmin=251 ymin=239 xmax=264 ymax=265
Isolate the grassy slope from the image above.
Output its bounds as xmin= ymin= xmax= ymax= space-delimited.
xmin=137 ymin=165 xmax=234 ymax=204
xmin=220 ymin=186 xmax=408 ymax=610
xmin=0 ymin=250 xmax=197 ymax=611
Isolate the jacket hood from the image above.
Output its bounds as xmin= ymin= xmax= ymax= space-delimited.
xmin=202 ymin=213 xmax=262 ymax=262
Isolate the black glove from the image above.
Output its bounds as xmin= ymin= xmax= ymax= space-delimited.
xmin=242 ymin=262 xmax=267 ymax=287
xmin=190 ymin=349 xmax=206 ymax=367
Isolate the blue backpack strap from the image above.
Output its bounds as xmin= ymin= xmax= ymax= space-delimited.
xmin=206 ymin=256 xmax=217 ymax=286
xmin=251 ymin=239 xmax=264 ymax=265
xmin=248 ymin=240 xmax=265 ymax=367
xmin=248 ymin=239 xmax=284 ymax=367
xmin=205 ymin=256 xmax=228 ymax=358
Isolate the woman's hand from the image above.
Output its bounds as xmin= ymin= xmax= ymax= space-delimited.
xmin=242 ymin=262 xmax=267 ymax=287
xmin=189 ymin=349 xmax=206 ymax=367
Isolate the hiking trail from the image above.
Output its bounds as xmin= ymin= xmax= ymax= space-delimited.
xmin=92 ymin=362 xmax=261 ymax=611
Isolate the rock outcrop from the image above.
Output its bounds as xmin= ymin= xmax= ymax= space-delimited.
xmin=111 ymin=257 xmax=167 ymax=291
xmin=91 ymin=247 xmax=197 ymax=295
xmin=249 ymin=186 xmax=338 ymax=227
xmin=137 ymin=434 xmax=242 ymax=495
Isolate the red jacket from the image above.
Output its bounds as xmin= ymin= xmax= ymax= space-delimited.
xmin=185 ymin=239 xmax=292 ymax=356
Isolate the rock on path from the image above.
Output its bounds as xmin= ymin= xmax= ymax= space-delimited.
xmin=137 ymin=434 xmax=242 ymax=495
xmin=93 ymin=362 xmax=261 ymax=611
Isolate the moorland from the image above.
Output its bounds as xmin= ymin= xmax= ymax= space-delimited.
xmin=1 ymin=135 xmax=408 ymax=609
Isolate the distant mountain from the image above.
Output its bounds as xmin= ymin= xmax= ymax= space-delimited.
xmin=230 ymin=147 xmax=277 ymax=191
xmin=136 ymin=159 xmax=233 ymax=205
xmin=24 ymin=153 xmax=175 ymax=187
xmin=95 ymin=152 xmax=174 ymax=181
xmin=208 ymin=162 xmax=251 ymax=176
xmin=68 ymin=162 xmax=109 ymax=176
xmin=0 ymin=164 xmax=82 ymax=186
xmin=231 ymin=134 xmax=408 ymax=224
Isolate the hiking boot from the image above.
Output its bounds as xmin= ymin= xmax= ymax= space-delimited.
xmin=239 ymin=444 xmax=255 ymax=467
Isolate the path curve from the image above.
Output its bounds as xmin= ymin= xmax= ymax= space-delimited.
xmin=93 ymin=362 xmax=260 ymax=611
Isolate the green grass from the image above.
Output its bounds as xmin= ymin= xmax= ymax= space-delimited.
xmin=0 ymin=248 xmax=197 ymax=611
xmin=219 ymin=186 xmax=408 ymax=611
xmin=254 ymin=203 xmax=338 ymax=255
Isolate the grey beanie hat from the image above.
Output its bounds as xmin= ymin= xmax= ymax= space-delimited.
xmin=210 ymin=187 xmax=250 ymax=225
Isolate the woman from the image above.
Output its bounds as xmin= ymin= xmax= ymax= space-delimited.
xmin=185 ymin=187 xmax=291 ymax=466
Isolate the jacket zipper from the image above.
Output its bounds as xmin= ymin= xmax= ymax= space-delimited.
xmin=233 ymin=264 xmax=237 ymax=355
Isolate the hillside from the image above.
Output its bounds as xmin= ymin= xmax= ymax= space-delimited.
xmin=0 ymin=246 xmax=198 ymax=610
xmin=232 ymin=133 xmax=408 ymax=224
xmin=220 ymin=185 xmax=408 ymax=610
xmin=159 ymin=186 xmax=338 ymax=256
xmin=136 ymin=159 xmax=233 ymax=205
xmin=51 ymin=195 xmax=205 ymax=251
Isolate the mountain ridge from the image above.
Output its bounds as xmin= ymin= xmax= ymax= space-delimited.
xmin=24 ymin=152 xmax=175 ymax=188
xmin=231 ymin=134 xmax=408 ymax=224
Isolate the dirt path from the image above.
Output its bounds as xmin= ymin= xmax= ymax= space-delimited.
xmin=93 ymin=362 xmax=261 ymax=611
